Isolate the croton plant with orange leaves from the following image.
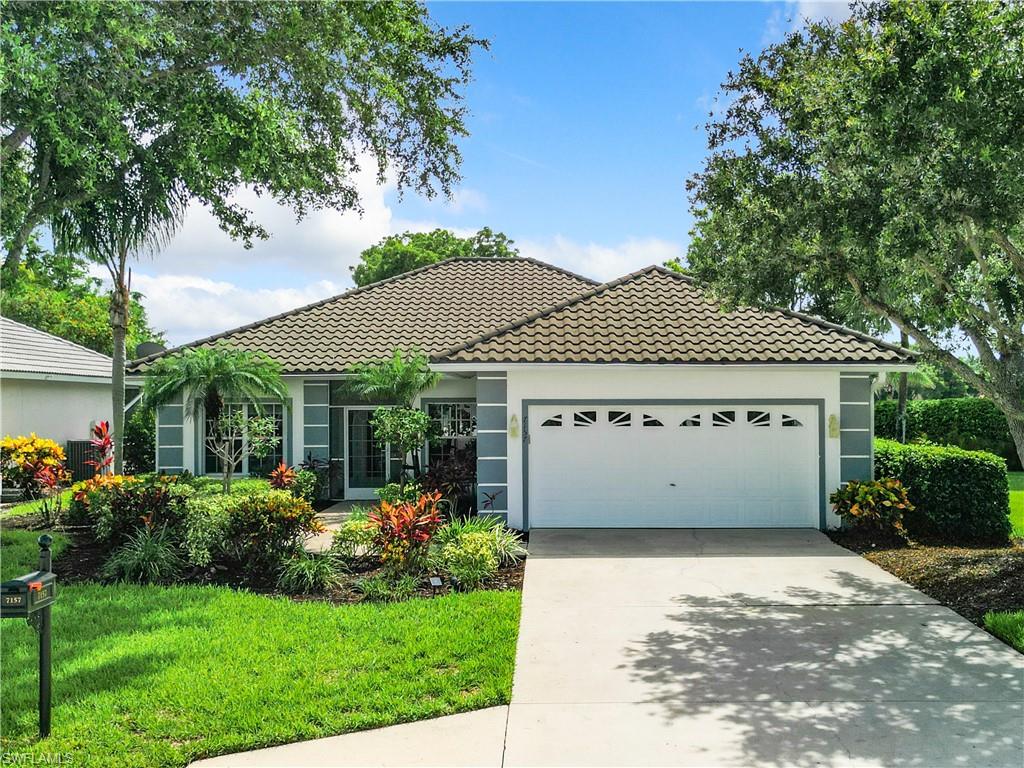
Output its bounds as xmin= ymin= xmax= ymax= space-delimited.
xmin=369 ymin=490 xmax=443 ymax=570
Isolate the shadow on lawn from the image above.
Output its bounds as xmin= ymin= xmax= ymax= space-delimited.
xmin=623 ymin=569 xmax=1024 ymax=767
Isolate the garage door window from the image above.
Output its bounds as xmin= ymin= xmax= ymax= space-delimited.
xmin=573 ymin=411 xmax=597 ymax=426
xmin=747 ymin=410 xmax=771 ymax=427
xmin=642 ymin=414 xmax=664 ymax=427
xmin=712 ymin=410 xmax=736 ymax=427
xmin=608 ymin=410 xmax=631 ymax=427
xmin=680 ymin=414 xmax=701 ymax=427
xmin=782 ymin=414 xmax=803 ymax=427
xmin=541 ymin=414 xmax=563 ymax=427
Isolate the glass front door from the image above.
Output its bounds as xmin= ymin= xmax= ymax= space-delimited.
xmin=347 ymin=408 xmax=389 ymax=498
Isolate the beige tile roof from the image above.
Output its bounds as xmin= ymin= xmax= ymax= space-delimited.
xmin=436 ymin=266 xmax=912 ymax=365
xmin=1 ymin=317 xmax=113 ymax=379
xmin=126 ymin=258 xmax=597 ymax=374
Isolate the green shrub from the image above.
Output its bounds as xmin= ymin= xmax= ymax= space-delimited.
xmin=277 ymin=551 xmax=345 ymax=594
xmin=874 ymin=439 xmax=1011 ymax=542
xmin=292 ymin=469 xmax=320 ymax=504
xmin=221 ymin=490 xmax=324 ymax=572
xmin=123 ymin=406 xmax=156 ymax=474
xmin=432 ymin=516 xmax=527 ymax=567
xmin=441 ymin=531 xmax=498 ymax=590
xmin=377 ymin=481 xmax=422 ymax=505
xmin=830 ymin=479 xmax=912 ymax=539
xmin=92 ymin=476 xmax=192 ymax=545
xmin=102 ymin=525 xmax=185 ymax=584
xmin=355 ymin=573 xmax=419 ymax=602
xmin=182 ymin=494 xmax=231 ymax=567
xmin=331 ymin=518 xmax=379 ymax=559
xmin=875 ymin=398 xmax=1020 ymax=471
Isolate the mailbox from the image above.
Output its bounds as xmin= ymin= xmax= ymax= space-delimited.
xmin=1 ymin=535 xmax=57 ymax=738
xmin=1 ymin=570 xmax=57 ymax=619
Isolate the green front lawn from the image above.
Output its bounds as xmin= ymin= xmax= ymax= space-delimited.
xmin=0 ymin=530 xmax=521 ymax=768
xmin=1009 ymin=471 xmax=1023 ymax=539
xmin=985 ymin=610 xmax=1024 ymax=653
xmin=0 ymin=490 xmax=73 ymax=520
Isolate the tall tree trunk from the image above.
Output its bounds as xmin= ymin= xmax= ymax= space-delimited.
xmin=896 ymin=331 xmax=909 ymax=443
xmin=1008 ymin=414 xmax=1024 ymax=472
xmin=109 ymin=260 xmax=130 ymax=475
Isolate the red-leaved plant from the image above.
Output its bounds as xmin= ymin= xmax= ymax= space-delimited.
xmin=269 ymin=461 xmax=297 ymax=489
xmin=369 ymin=491 xmax=443 ymax=571
xmin=86 ymin=420 xmax=114 ymax=476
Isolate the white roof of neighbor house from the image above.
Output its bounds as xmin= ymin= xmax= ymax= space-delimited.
xmin=0 ymin=317 xmax=112 ymax=380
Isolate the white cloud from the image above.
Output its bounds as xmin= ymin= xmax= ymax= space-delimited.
xmin=517 ymin=236 xmax=686 ymax=283
xmin=128 ymin=273 xmax=345 ymax=347
xmin=152 ymin=180 xmax=393 ymax=279
xmin=763 ymin=1 xmax=853 ymax=45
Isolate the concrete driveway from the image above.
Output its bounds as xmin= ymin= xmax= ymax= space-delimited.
xmin=507 ymin=529 xmax=1023 ymax=767
xmin=195 ymin=529 xmax=1023 ymax=768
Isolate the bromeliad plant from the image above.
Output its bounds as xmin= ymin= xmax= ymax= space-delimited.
xmin=369 ymin=491 xmax=443 ymax=572
xmin=830 ymin=478 xmax=913 ymax=540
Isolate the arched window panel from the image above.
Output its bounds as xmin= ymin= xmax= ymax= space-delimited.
xmin=747 ymin=410 xmax=770 ymax=427
xmin=608 ymin=410 xmax=631 ymax=427
xmin=712 ymin=410 xmax=736 ymax=427
xmin=573 ymin=410 xmax=597 ymax=426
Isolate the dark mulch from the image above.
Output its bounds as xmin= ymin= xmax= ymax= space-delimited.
xmin=828 ymin=530 xmax=1024 ymax=625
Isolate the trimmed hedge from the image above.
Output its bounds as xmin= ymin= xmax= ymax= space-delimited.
xmin=875 ymin=398 xmax=1020 ymax=471
xmin=874 ymin=438 xmax=1011 ymax=543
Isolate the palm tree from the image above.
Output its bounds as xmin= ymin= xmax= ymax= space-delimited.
xmin=51 ymin=175 xmax=188 ymax=473
xmin=349 ymin=349 xmax=441 ymax=480
xmin=348 ymin=349 xmax=440 ymax=407
xmin=142 ymin=345 xmax=288 ymax=421
xmin=142 ymin=346 xmax=288 ymax=490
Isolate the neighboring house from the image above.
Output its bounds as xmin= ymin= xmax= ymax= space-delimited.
xmin=0 ymin=317 xmax=113 ymax=445
xmin=127 ymin=258 xmax=913 ymax=530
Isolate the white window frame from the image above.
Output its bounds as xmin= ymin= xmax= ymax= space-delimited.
xmin=202 ymin=401 xmax=287 ymax=477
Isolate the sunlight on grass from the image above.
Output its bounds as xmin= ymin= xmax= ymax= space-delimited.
xmin=1009 ymin=472 xmax=1023 ymax=539
xmin=0 ymin=531 xmax=521 ymax=768
xmin=0 ymin=491 xmax=73 ymax=521
xmin=985 ymin=610 xmax=1024 ymax=653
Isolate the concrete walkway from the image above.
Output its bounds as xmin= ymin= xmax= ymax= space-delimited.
xmin=193 ymin=529 xmax=1024 ymax=767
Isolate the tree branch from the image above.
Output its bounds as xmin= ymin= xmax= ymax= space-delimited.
xmin=844 ymin=271 xmax=1018 ymax=415
xmin=990 ymin=228 xmax=1024 ymax=282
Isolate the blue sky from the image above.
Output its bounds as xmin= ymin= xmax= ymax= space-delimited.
xmin=137 ymin=1 xmax=848 ymax=345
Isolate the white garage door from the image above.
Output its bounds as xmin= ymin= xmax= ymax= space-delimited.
xmin=527 ymin=404 xmax=820 ymax=528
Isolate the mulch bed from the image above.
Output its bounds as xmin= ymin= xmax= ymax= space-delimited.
xmin=5 ymin=513 xmax=526 ymax=605
xmin=828 ymin=530 xmax=1024 ymax=625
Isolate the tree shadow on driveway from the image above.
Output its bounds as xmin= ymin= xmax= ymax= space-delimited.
xmin=622 ymin=569 xmax=1024 ymax=767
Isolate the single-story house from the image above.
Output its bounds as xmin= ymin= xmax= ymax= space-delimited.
xmin=127 ymin=258 xmax=913 ymax=530
xmin=1 ymin=317 xmax=114 ymax=446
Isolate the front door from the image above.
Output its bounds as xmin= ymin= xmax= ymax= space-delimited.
xmin=346 ymin=408 xmax=389 ymax=499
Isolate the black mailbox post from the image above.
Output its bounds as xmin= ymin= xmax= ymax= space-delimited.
xmin=0 ymin=534 xmax=57 ymax=738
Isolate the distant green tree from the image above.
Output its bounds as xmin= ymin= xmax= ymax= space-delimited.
xmin=1 ymin=249 xmax=164 ymax=356
xmin=352 ymin=227 xmax=518 ymax=286
xmin=685 ymin=1 xmax=1024 ymax=465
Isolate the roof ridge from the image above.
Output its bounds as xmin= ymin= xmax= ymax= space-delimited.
xmin=431 ymin=265 xmax=662 ymax=362
xmin=434 ymin=263 xmax=914 ymax=363
xmin=127 ymin=256 xmax=597 ymax=370
xmin=646 ymin=266 xmax=914 ymax=358
xmin=1 ymin=316 xmax=113 ymax=362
